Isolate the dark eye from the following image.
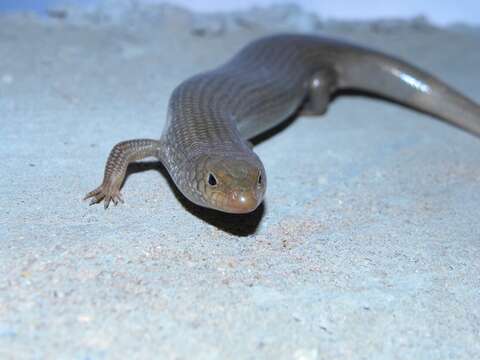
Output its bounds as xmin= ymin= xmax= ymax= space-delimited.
xmin=258 ymin=173 xmax=263 ymax=185
xmin=207 ymin=173 xmax=218 ymax=186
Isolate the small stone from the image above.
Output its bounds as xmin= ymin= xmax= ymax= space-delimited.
xmin=46 ymin=9 xmax=68 ymax=19
xmin=191 ymin=15 xmax=225 ymax=37
xmin=77 ymin=315 xmax=92 ymax=323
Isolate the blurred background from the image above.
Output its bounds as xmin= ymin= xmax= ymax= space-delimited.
xmin=0 ymin=0 xmax=478 ymax=26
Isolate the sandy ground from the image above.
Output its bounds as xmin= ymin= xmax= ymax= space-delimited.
xmin=1 ymin=3 xmax=480 ymax=359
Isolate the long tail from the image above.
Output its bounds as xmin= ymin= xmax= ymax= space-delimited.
xmin=335 ymin=48 xmax=480 ymax=136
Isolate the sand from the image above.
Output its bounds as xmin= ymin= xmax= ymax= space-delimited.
xmin=1 ymin=2 xmax=479 ymax=359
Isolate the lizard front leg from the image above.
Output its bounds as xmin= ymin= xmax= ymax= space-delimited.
xmin=84 ymin=139 xmax=162 ymax=208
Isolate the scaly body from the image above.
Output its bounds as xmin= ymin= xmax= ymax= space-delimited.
xmin=85 ymin=34 xmax=480 ymax=213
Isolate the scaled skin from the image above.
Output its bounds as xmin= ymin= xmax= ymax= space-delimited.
xmin=200 ymin=156 xmax=266 ymax=214
xmin=85 ymin=34 xmax=480 ymax=214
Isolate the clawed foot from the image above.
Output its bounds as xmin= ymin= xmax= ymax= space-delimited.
xmin=84 ymin=182 xmax=124 ymax=209
xmin=83 ymin=138 xmax=161 ymax=209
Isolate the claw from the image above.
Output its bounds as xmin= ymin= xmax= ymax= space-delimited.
xmin=84 ymin=182 xmax=123 ymax=210
xmin=84 ymin=190 xmax=96 ymax=201
xmin=84 ymin=160 xmax=126 ymax=210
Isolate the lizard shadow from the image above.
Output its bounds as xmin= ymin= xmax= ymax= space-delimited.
xmin=125 ymin=162 xmax=265 ymax=236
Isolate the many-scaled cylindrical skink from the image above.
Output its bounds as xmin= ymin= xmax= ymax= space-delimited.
xmin=85 ymin=34 xmax=480 ymax=214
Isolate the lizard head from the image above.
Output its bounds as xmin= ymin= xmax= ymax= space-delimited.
xmin=180 ymin=152 xmax=266 ymax=214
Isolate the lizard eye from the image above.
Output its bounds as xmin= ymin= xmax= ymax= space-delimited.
xmin=207 ymin=173 xmax=218 ymax=187
xmin=257 ymin=173 xmax=263 ymax=185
